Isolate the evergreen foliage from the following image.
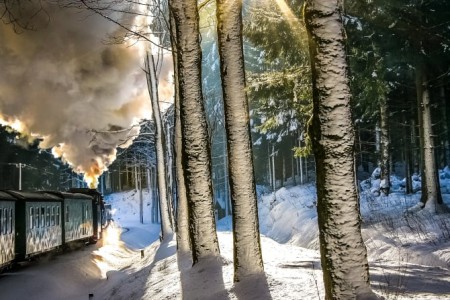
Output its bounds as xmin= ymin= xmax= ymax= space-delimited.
xmin=244 ymin=0 xmax=311 ymax=146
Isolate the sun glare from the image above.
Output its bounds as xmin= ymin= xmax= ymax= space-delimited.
xmin=102 ymin=222 xmax=123 ymax=247
xmin=274 ymin=0 xmax=304 ymax=33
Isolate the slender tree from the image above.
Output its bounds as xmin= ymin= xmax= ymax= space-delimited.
xmin=304 ymin=0 xmax=379 ymax=299
xmin=379 ymin=96 xmax=391 ymax=195
xmin=216 ymin=0 xmax=264 ymax=281
xmin=415 ymin=63 xmax=445 ymax=212
xmin=145 ymin=51 xmax=174 ymax=239
xmin=169 ymin=0 xmax=220 ymax=263
xmin=169 ymin=9 xmax=190 ymax=253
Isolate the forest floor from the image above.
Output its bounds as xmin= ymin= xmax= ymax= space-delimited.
xmin=0 ymin=184 xmax=449 ymax=299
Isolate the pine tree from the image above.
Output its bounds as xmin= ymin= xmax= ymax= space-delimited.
xmin=346 ymin=0 xmax=450 ymax=211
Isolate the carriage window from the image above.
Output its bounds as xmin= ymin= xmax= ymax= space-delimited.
xmin=9 ymin=208 xmax=13 ymax=234
xmin=3 ymin=208 xmax=8 ymax=234
xmin=56 ymin=206 xmax=60 ymax=226
xmin=46 ymin=206 xmax=50 ymax=227
xmin=0 ymin=209 xmax=4 ymax=235
xmin=30 ymin=207 xmax=34 ymax=229
xmin=66 ymin=205 xmax=69 ymax=222
xmin=35 ymin=207 xmax=40 ymax=228
xmin=51 ymin=206 xmax=55 ymax=226
xmin=5 ymin=209 xmax=9 ymax=234
xmin=41 ymin=206 xmax=45 ymax=227
xmin=82 ymin=203 xmax=85 ymax=222
xmin=2 ymin=208 xmax=8 ymax=234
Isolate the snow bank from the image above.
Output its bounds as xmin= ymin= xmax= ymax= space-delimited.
xmin=257 ymin=184 xmax=319 ymax=249
xmin=255 ymin=182 xmax=450 ymax=269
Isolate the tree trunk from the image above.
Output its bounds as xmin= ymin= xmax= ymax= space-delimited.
xmin=165 ymin=118 xmax=176 ymax=230
xmin=271 ymin=145 xmax=276 ymax=190
xmin=216 ymin=0 xmax=264 ymax=281
xmin=292 ymin=138 xmax=297 ymax=186
xmin=223 ymin=131 xmax=231 ymax=216
xmin=379 ymin=96 xmax=391 ymax=195
xmin=134 ymin=165 xmax=139 ymax=191
xmin=304 ymin=1 xmax=378 ymax=299
xmin=415 ymin=66 xmax=444 ymax=211
xmin=169 ymin=10 xmax=191 ymax=254
xmin=169 ymin=0 xmax=220 ymax=263
xmin=145 ymin=52 xmax=174 ymax=239
xmin=139 ymin=174 xmax=143 ymax=224
xmin=402 ymin=112 xmax=413 ymax=194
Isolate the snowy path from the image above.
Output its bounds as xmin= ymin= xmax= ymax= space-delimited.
xmin=0 ymin=219 xmax=449 ymax=299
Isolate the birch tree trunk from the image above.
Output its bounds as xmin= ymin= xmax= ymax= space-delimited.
xmin=216 ymin=0 xmax=264 ymax=281
xmin=304 ymin=1 xmax=378 ymax=299
xmin=169 ymin=0 xmax=220 ymax=262
xmin=169 ymin=10 xmax=190 ymax=253
xmin=145 ymin=52 xmax=173 ymax=239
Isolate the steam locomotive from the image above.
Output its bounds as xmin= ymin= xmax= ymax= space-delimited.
xmin=0 ymin=188 xmax=105 ymax=272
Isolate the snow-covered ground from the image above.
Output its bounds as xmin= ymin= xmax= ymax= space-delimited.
xmin=1 ymin=180 xmax=450 ymax=299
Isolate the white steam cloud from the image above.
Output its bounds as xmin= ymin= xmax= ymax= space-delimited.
xmin=0 ymin=4 xmax=152 ymax=188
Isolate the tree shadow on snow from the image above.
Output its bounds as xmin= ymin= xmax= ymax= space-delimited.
xmin=231 ymin=273 xmax=273 ymax=300
xmin=178 ymin=251 xmax=229 ymax=300
xmin=98 ymin=234 xmax=177 ymax=300
xmin=370 ymin=262 xmax=450 ymax=296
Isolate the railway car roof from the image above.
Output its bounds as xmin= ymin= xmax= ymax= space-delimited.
xmin=3 ymin=190 xmax=62 ymax=202
xmin=39 ymin=191 xmax=92 ymax=200
xmin=0 ymin=190 xmax=18 ymax=201
xmin=60 ymin=192 xmax=93 ymax=200
xmin=40 ymin=190 xmax=93 ymax=200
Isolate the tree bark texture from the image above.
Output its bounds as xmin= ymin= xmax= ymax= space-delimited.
xmin=304 ymin=1 xmax=377 ymax=299
xmin=216 ymin=0 xmax=264 ymax=281
xmin=169 ymin=10 xmax=191 ymax=253
xmin=169 ymin=0 xmax=220 ymax=262
xmin=415 ymin=66 xmax=443 ymax=210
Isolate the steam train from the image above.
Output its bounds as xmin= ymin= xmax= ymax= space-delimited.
xmin=0 ymin=188 xmax=105 ymax=272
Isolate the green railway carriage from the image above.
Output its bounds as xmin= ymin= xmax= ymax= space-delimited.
xmin=68 ymin=188 xmax=105 ymax=242
xmin=0 ymin=189 xmax=104 ymax=271
xmin=5 ymin=191 xmax=63 ymax=260
xmin=0 ymin=191 xmax=16 ymax=270
xmin=61 ymin=192 xmax=94 ymax=244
